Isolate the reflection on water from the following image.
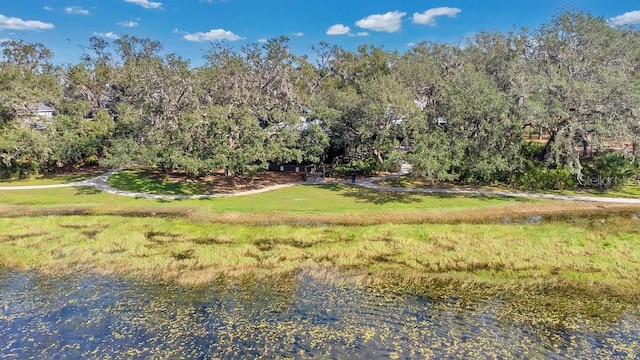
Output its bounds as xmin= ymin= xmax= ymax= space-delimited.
xmin=0 ymin=270 xmax=638 ymax=358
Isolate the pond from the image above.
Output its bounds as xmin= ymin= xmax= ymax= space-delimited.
xmin=0 ymin=270 xmax=638 ymax=359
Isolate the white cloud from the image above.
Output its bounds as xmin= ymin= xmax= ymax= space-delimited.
xmin=326 ymin=24 xmax=369 ymax=37
xmin=124 ymin=0 xmax=163 ymax=9
xmin=356 ymin=11 xmax=406 ymax=33
xmin=413 ymin=7 xmax=461 ymax=26
xmin=65 ymin=6 xmax=90 ymax=15
xmin=326 ymin=24 xmax=351 ymax=35
xmin=290 ymin=32 xmax=304 ymax=37
xmin=117 ymin=20 xmax=139 ymax=27
xmin=0 ymin=14 xmax=54 ymax=31
xmin=609 ymin=10 xmax=640 ymax=26
xmin=183 ymin=29 xmax=244 ymax=42
xmin=94 ymin=32 xmax=119 ymax=40
xmin=0 ymin=38 xmax=10 ymax=42
xmin=44 ymin=6 xmax=54 ymax=11
xmin=257 ymin=38 xmax=268 ymax=43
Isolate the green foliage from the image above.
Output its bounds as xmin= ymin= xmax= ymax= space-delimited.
xmin=1 ymin=10 xmax=638 ymax=187
xmin=0 ymin=124 xmax=51 ymax=178
xmin=520 ymin=141 xmax=545 ymax=161
xmin=330 ymin=158 xmax=381 ymax=177
xmin=582 ymin=153 xmax=640 ymax=190
xmin=407 ymin=128 xmax=461 ymax=182
xmin=515 ymin=162 xmax=578 ymax=191
xmin=299 ymin=122 xmax=330 ymax=164
xmin=49 ymin=111 xmax=114 ymax=169
xmin=512 ymin=142 xmax=578 ymax=190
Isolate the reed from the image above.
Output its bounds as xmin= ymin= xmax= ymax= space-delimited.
xmin=1 ymin=214 xmax=639 ymax=299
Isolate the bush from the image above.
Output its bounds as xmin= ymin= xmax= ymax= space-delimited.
xmin=329 ymin=158 xmax=381 ymax=178
xmin=514 ymin=159 xmax=578 ymax=191
xmin=581 ymin=152 xmax=639 ymax=190
xmin=0 ymin=125 xmax=51 ymax=179
xmin=521 ymin=141 xmax=545 ymax=161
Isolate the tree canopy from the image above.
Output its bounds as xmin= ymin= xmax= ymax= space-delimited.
xmin=1 ymin=11 xmax=638 ymax=189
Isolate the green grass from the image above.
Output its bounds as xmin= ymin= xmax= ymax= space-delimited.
xmin=377 ymin=176 xmax=640 ymax=198
xmin=0 ymin=169 xmax=103 ymax=186
xmin=1 ymin=184 xmax=637 ymax=226
xmin=0 ymin=183 xmax=518 ymax=210
xmin=1 ymin=214 xmax=639 ymax=298
xmin=108 ymin=170 xmax=214 ymax=195
xmin=599 ymin=183 xmax=640 ymax=197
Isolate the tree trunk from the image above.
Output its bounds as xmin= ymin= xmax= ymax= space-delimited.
xmin=225 ymin=167 xmax=237 ymax=188
xmin=373 ymin=149 xmax=384 ymax=164
xmin=543 ymin=131 xmax=557 ymax=163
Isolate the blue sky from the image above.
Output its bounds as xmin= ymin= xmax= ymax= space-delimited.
xmin=1 ymin=1 xmax=638 ymax=66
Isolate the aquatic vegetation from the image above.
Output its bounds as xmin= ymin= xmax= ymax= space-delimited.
xmin=0 ymin=271 xmax=638 ymax=359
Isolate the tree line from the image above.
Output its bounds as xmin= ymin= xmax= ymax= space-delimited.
xmin=1 ymin=11 xmax=639 ymax=189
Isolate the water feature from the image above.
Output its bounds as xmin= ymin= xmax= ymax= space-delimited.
xmin=1 ymin=270 xmax=638 ymax=358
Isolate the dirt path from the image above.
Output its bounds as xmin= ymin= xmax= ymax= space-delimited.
xmin=0 ymin=171 xmax=301 ymax=199
xmin=1 ymin=166 xmax=640 ymax=204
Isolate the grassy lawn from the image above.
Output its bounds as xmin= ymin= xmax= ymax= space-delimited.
xmin=0 ymin=168 xmax=104 ymax=186
xmin=107 ymin=169 xmax=305 ymax=195
xmin=108 ymin=170 xmax=213 ymax=195
xmin=2 ymin=184 xmax=637 ymax=225
xmin=376 ymin=176 xmax=640 ymax=198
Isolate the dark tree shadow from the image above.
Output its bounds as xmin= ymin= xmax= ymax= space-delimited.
xmin=74 ymin=187 xmax=102 ymax=195
xmin=313 ymin=183 xmax=532 ymax=204
xmin=316 ymin=184 xmax=423 ymax=205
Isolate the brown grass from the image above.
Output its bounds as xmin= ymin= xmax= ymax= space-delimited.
xmin=0 ymin=199 xmax=638 ymax=226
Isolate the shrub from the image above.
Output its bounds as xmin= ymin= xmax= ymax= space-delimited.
xmin=581 ymin=152 xmax=639 ymax=190
xmin=514 ymin=161 xmax=579 ymax=191
xmin=330 ymin=158 xmax=381 ymax=177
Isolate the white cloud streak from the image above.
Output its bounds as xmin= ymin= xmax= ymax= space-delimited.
xmin=117 ymin=20 xmax=139 ymax=27
xmin=609 ymin=10 xmax=640 ymax=26
xmin=183 ymin=29 xmax=244 ymax=42
xmin=124 ymin=0 xmax=163 ymax=9
xmin=94 ymin=31 xmax=119 ymax=40
xmin=65 ymin=6 xmax=90 ymax=15
xmin=413 ymin=7 xmax=461 ymax=26
xmin=0 ymin=14 xmax=54 ymax=31
xmin=355 ymin=11 xmax=406 ymax=33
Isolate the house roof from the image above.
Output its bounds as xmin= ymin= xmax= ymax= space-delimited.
xmin=30 ymin=103 xmax=56 ymax=113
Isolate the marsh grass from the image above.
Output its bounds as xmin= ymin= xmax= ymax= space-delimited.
xmin=2 ymin=181 xmax=640 ymax=299
xmin=1 ymin=214 xmax=639 ymax=299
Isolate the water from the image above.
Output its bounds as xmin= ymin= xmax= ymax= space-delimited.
xmin=1 ymin=270 xmax=638 ymax=359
